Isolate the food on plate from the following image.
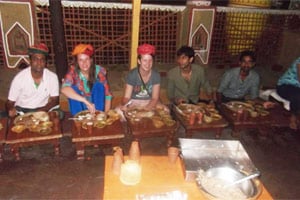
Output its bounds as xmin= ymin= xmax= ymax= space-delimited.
xmin=28 ymin=124 xmax=42 ymax=132
xmin=126 ymin=109 xmax=154 ymax=118
xmin=152 ymin=118 xmax=164 ymax=128
xmin=94 ymin=121 xmax=106 ymax=128
xmin=197 ymin=169 xmax=247 ymax=199
xmin=163 ymin=118 xmax=176 ymax=127
xmin=107 ymin=109 xmax=120 ymax=121
xmin=32 ymin=111 xmax=49 ymax=121
xmin=249 ymin=110 xmax=258 ymax=118
xmin=41 ymin=121 xmax=53 ymax=128
xmin=96 ymin=112 xmax=107 ymax=121
xmin=226 ymin=101 xmax=270 ymax=117
xmin=177 ymin=103 xmax=222 ymax=123
xmin=203 ymin=115 xmax=213 ymax=123
xmin=107 ymin=109 xmax=119 ymax=117
xmin=75 ymin=110 xmax=99 ymax=120
xmin=211 ymin=113 xmax=222 ymax=121
xmin=197 ymin=102 xmax=207 ymax=108
xmin=259 ymin=110 xmax=269 ymax=116
xmin=105 ymin=118 xmax=115 ymax=125
xmin=12 ymin=111 xmax=55 ymax=133
xmin=11 ymin=124 xmax=26 ymax=133
xmin=178 ymin=104 xmax=198 ymax=113
xmin=38 ymin=127 xmax=52 ymax=135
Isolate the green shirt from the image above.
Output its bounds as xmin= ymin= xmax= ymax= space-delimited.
xmin=167 ymin=64 xmax=212 ymax=104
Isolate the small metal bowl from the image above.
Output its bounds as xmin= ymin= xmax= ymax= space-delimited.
xmin=196 ymin=167 xmax=262 ymax=200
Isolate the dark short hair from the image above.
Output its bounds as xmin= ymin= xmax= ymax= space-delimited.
xmin=176 ymin=46 xmax=195 ymax=58
xmin=239 ymin=50 xmax=256 ymax=62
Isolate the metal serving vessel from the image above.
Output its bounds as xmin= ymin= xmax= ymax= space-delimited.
xmin=179 ymin=138 xmax=259 ymax=181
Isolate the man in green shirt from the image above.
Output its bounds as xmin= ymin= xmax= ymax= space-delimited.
xmin=167 ymin=46 xmax=212 ymax=105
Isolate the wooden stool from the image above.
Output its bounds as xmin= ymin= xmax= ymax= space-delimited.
xmin=5 ymin=113 xmax=62 ymax=160
xmin=125 ymin=117 xmax=178 ymax=147
xmin=71 ymin=119 xmax=125 ymax=160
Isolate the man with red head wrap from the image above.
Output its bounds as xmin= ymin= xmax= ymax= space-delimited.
xmin=6 ymin=43 xmax=60 ymax=117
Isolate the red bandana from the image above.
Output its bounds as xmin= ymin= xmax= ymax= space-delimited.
xmin=28 ymin=43 xmax=49 ymax=56
xmin=137 ymin=43 xmax=155 ymax=55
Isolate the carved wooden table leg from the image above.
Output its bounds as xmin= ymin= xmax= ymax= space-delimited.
xmin=11 ymin=145 xmax=20 ymax=161
xmin=75 ymin=143 xmax=85 ymax=160
xmin=54 ymin=142 xmax=60 ymax=156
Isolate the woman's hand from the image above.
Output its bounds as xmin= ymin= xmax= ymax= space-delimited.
xmin=85 ymin=101 xmax=96 ymax=114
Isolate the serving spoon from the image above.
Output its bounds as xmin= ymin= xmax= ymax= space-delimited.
xmin=225 ymin=172 xmax=260 ymax=188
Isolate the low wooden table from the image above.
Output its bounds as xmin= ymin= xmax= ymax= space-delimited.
xmin=5 ymin=112 xmax=62 ymax=160
xmin=103 ymin=156 xmax=273 ymax=199
xmin=0 ymin=118 xmax=7 ymax=162
xmin=172 ymin=107 xmax=229 ymax=138
xmin=125 ymin=116 xmax=178 ymax=147
xmin=219 ymin=103 xmax=291 ymax=137
xmin=71 ymin=119 xmax=125 ymax=160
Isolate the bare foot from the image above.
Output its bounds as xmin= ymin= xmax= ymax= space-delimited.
xmin=289 ymin=115 xmax=298 ymax=130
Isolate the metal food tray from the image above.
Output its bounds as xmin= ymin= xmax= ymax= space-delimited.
xmin=179 ymin=138 xmax=259 ymax=181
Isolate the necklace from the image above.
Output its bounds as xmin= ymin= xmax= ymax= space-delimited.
xmin=139 ymin=69 xmax=151 ymax=83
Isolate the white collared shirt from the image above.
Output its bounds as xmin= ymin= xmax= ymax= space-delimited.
xmin=8 ymin=67 xmax=59 ymax=109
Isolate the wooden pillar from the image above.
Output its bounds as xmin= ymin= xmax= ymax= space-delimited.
xmin=130 ymin=0 xmax=141 ymax=69
xmin=49 ymin=0 xmax=68 ymax=83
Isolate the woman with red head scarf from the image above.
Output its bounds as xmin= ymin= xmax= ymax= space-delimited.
xmin=118 ymin=43 xmax=168 ymax=116
xmin=61 ymin=44 xmax=112 ymax=116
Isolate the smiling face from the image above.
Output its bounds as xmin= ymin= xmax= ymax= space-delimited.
xmin=76 ymin=53 xmax=92 ymax=73
xmin=138 ymin=54 xmax=153 ymax=72
xmin=30 ymin=53 xmax=47 ymax=75
xmin=239 ymin=55 xmax=255 ymax=76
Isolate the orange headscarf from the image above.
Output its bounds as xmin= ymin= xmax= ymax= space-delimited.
xmin=72 ymin=44 xmax=94 ymax=57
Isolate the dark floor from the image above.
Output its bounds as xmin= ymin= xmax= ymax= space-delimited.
xmin=1 ymin=124 xmax=300 ymax=199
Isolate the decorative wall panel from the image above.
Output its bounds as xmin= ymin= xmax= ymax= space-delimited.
xmin=188 ymin=7 xmax=215 ymax=65
xmin=0 ymin=0 xmax=35 ymax=68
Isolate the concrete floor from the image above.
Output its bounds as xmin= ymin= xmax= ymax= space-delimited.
xmin=1 ymin=64 xmax=300 ymax=199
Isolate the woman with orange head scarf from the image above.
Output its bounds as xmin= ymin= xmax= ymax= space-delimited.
xmin=61 ymin=44 xmax=112 ymax=116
